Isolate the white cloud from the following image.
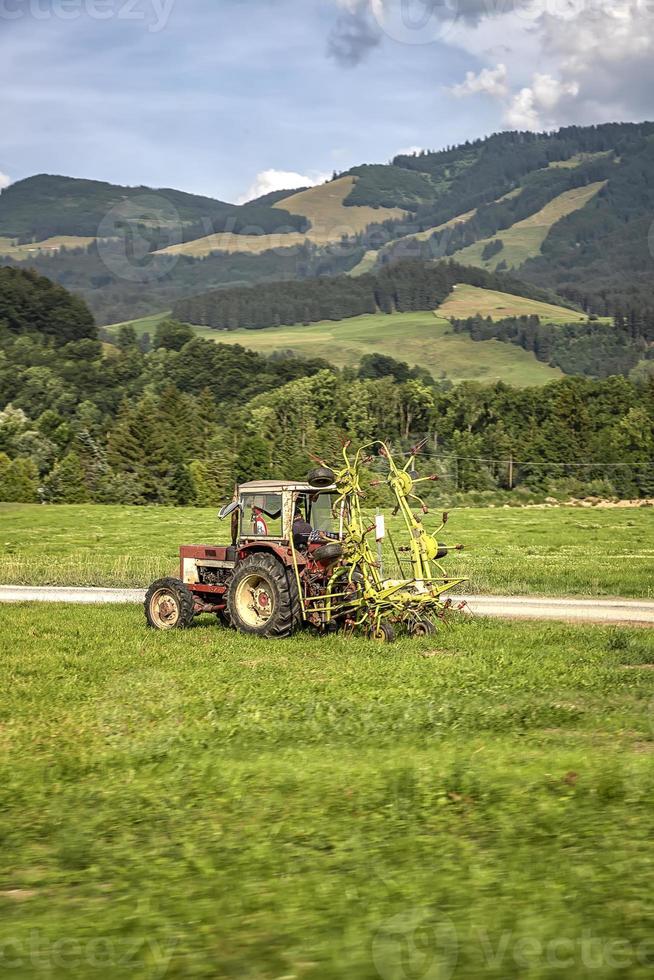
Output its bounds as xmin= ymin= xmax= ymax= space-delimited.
xmin=238 ymin=169 xmax=330 ymax=205
xmin=450 ymin=63 xmax=508 ymax=99
xmin=396 ymin=145 xmax=425 ymax=157
xmin=504 ymin=73 xmax=579 ymax=131
xmin=0 ymin=172 xmax=11 ymax=190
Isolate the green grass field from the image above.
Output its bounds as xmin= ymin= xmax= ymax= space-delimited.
xmin=104 ymin=308 xmax=563 ymax=385
xmin=2 ymin=503 xmax=653 ymax=597
xmin=1 ymin=603 xmax=653 ymax=978
xmin=191 ymin=311 xmax=562 ymax=385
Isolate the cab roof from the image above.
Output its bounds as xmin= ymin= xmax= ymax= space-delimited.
xmin=239 ymin=480 xmax=335 ymax=493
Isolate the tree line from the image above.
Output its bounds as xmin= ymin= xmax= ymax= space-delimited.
xmin=451 ymin=314 xmax=653 ymax=379
xmin=172 ymin=259 xmax=565 ymax=331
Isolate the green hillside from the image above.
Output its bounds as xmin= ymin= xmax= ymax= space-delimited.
xmin=4 ymin=122 xmax=654 ymax=326
xmin=437 ymin=285 xmax=587 ymax=323
xmin=450 ymin=182 xmax=607 ymax=272
xmin=0 ymin=174 xmax=309 ymax=241
xmin=189 ymin=311 xmax=562 ymax=386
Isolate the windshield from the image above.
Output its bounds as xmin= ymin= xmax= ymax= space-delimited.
xmin=308 ymin=492 xmax=337 ymax=534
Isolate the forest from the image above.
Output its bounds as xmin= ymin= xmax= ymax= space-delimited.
xmin=1 ymin=267 xmax=652 ymax=506
xmin=451 ymin=313 xmax=654 ymax=379
xmin=172 ymin=259 xmax=563 ymax=330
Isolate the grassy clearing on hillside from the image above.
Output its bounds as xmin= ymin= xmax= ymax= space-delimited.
xmin=105 ymin=311 xmax=172 ymax=337
xmin=0 ymin=235 xmax=96 ymax=259
xmin=438 ymin=285 xmax=586 ymax=323
xmin=2 ymin=503 xmax=652 ymax=597
xmin=156 ymin=177 xmax=405 ymax=257
xmin=452 ymin=182 xmax=607 ymax=272
xmin=1 ymin=603 xmax=653 ymax=979
xmin=190 ymin=311 xmax=562 ymax=384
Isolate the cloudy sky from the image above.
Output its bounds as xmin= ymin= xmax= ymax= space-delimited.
xmin=1 ymin=0 xmax=652 ymax=203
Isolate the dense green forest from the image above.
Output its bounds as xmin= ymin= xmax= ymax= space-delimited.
xmin=172 ymin=259 xmax=566 ymax=330
xmin=1 ymin=240 xmax=362 ymax=326
xmin=1 ymin=268 xmax=652 ymax=505
xmin=451 ymin=314 xmax=654 ymax=380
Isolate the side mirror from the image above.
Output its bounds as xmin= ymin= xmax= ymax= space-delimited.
xmin=219 ymin=501 xmax=240 ymax=520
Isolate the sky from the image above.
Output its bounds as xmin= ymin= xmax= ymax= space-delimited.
xmin=1 ymin=0 xmax=653 ymax=203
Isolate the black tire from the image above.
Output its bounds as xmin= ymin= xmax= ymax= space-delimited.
xmin=145 ymin=577 xmax=195 ymax=630
xmin=307 ymin=466 xmax=335 ymax=488
xmin=226 ymin=553 xmax=301 ymax=638
xmin=313 ymin=541 xmax=343 ymax=563
xmin=369 ymin=623 xmax=396 ymax=644
xmin=408 ymin=616 xmax=436 ymax=638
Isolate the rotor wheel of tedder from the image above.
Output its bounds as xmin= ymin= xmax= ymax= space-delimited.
xmin=227 ymin=554 xmax=301 ymax=638
xmin=145 ymin=577 xmax=195 ymax=630
xmin=369 ymin=623 xmax=396 ymax=644
xmin=408 ymin=617 xmax=436 ymax=638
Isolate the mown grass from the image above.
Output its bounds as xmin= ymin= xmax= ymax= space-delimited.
xmin=157 ymin=177 xmax=405 ymax=257
xmin=1 ymin=503 xmax=653 ymax=597
xmin=437 ymin=285 xmax=586 ymax=324
xmin=451 ymin=182 xmax=607 ymax=273
xmin=1 ymin=604 xmax=653 ymax=978
xmin=0 ymin=235 xmax=96 ymax=260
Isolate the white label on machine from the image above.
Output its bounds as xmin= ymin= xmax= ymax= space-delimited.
xmin=375 ymin=515 xmax=385 ymax=541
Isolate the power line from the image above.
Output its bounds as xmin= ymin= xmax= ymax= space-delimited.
xmin=401 ymin=450 xmax=653 ymax=470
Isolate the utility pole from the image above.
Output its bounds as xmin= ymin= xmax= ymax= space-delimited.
xmin=508 ymin=454 xmax=514 ymax=490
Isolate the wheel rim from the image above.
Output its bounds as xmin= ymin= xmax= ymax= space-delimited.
xmin=149 ymin=588 xmax=180 ymax=629
xmin=234 ymin=572 xmax=275 ymax=628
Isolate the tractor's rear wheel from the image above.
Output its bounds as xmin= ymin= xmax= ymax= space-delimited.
xmin=227 ymin=554 xmax=301 ymax=638
xmin=145 ymin=577 xmax=195 ymax=630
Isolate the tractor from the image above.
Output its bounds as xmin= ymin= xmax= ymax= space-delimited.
xmin=144 ymin=442 xmax=466 ymax=642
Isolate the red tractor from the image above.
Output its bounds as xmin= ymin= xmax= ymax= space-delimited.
xmin=145 ymin=446 xmax=465 ymax=641
xmin=145 ymin=470 xmax=344 ymax=639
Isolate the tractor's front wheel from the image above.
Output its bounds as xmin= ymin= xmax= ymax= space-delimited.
xmin=227 ymin=554 xmax=301 ymax=638
xmin=145 ymin=577 xmax=195 ymax=630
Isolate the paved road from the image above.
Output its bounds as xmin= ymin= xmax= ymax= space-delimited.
xmin=2 ymin=586 xmax=653 ymax=625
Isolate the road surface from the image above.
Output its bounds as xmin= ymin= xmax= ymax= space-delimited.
xmin=1 ymin=586 xmax=653 ymax=625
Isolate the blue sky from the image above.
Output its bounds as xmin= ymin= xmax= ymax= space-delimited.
xmin=1 ymin=0 xmax=652 ymax=203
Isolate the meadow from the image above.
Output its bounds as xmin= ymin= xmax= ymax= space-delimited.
xmin=190 ymin=311 xmax=562 ymax=385
xmin=451 ymin=182 xmax=607 ymax=273
xmin=1 ymin=603 xmax=653 ymax=978
xmin=437 ymin=285 xmax=587 ymax=324
xmin=1 ymin=503 xmax=653 ymax=598
xmin=156 ymin=177 xmax=405 ymax=257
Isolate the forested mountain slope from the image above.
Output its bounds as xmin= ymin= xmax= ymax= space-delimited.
xmin=2 ymin=121 xmax=654 ymax=324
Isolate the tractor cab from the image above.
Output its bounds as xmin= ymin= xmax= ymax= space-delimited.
xmin=234 ymin=479 xmax=338 ymax=547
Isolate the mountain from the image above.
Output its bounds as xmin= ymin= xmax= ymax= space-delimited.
xmin=2 ymin=121 xmax=654 ymax=326
xmin=0 ymin=174 xmax=309 ymax=242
